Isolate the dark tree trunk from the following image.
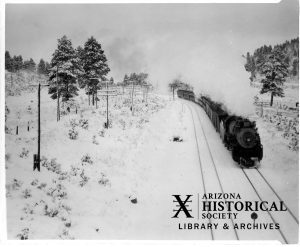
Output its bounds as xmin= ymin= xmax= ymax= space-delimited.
xmin=173 ymin=87 xmax=175 ymax=100
xmin=92 ymin=91 xmax=95 ymax=106
xmin=270 ymin=92 xmax=274 ymax=107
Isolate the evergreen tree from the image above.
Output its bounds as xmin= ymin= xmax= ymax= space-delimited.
xmin=123 ymin=74 xmax=129 ymax=85
xmin=81 ymin=36 xmax=110 ymax=105
xmin=109 ymin=77 xmax=114 ymax=84
xmin=258 ymin=48 xmax=289 ymax=106
xmin=45 ymin=62 xmax=51 ymax=75
xmin=75 ymin=46 xmax=85 ymax=88
xmin=24 ymin=58 xmax=36 ymax=71
xmin=5 ymin=51 xmax=13 ymax=72
xmin=244 ymin=52 xmax=256 ymax=81
xmin=28 ymin=58 xmax=36 ymax=71
xmin=16 ymin=56 xmax=23 ymax=71
xmin=48 ymin=35 xmax=81 ymax=103
xmin=37 ymin=59 xmax=46 ymax=74
xmin=292 ymin=59 xmax=299 ymax=77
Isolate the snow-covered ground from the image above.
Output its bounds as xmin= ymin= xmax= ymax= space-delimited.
xmin=5 ymin=83 xmax=298 ymax=242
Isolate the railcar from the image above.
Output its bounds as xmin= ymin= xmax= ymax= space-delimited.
xmin=177 ymin=89 xmax=195 ymax=101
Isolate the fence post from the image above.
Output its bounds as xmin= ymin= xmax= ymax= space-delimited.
xmin=16 ymin=126 xmax=18 ymax=135
xmin=27 ymin=122 xmax=30 ymax=131
xmin=260 ymin=102 xmax=263 ymax=117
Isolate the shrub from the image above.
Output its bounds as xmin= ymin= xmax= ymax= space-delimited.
xmin=22 ymin=189 xmax=32 ymax=199
xmin=98 ymin=129 xmax=105 ymax=137
xmin=17 ymin=228 xmax=29 ymax=240
xmin=79 ymin=118 xmax=88 ymax=129
xmin=69 ymin=119 xmax=78 ymax=128
xmin=19 ymin=148 xmax=29 ymax=158
xmin=79 ymin=170 xmax=89 ymax=187
xmin=44 ymin=204 xmax=59 ymax=217
xmin=81 ymin=154 xmax=93 ymax=165
xmin=68 ymin=128 xmax=78 ymax=140
xmin=92 ymin=135 xmax=99 ymax=145
xmin=98 ymin=173 xmax=110 ymax=187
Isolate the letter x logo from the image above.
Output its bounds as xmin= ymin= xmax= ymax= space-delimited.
xmin=172 ymin=195 xmax=193 ymax=218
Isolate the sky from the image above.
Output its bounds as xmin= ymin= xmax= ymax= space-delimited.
xmin=5 ymin=0 xmax=299 ymax=115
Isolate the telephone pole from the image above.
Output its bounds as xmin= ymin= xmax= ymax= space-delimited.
xmin=56 ymin=66 xmax=60 ymax=121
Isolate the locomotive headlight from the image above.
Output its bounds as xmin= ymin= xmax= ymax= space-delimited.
xmin=237 ymin=128 xmax=257 ymax=149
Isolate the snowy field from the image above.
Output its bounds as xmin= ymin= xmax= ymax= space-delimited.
xmin=5 ymin=84 xmax=298 ymax=242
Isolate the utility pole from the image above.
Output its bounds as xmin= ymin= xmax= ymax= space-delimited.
xmin=37 ymin=83 xmax=41 ymax=170
xmin=56 ymin=66 xmax=60 ymax=121
xmin=106 ymin=80 xmax=108 ymax=127
xmin=32 ymin=81 xmax=49 ymax=172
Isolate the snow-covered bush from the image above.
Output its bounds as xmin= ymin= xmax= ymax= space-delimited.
xmin=59 ymin=228 xmax=74 ymax=240
xmin=41 ymin=158 xmax=62 ymax=174
xmin=69 ymin=166 xmax=81 ymax=177
xmin=92 ymin=135 xmax=99 ymax=145
xmin=17 ymin=228 xmax=29 ymax=240
xmin=79 ymin=170 xmax=89 ymax=187
xmin=19 ymin=148 xmax=29 ymax=158
xmin=6 ymin=179 xmax=23 ymax=191
xmin=98 ymin=173 xmax=110 ymax=187
xmin=44 ymin=204 xmax=59 ymax=217
xmin=22 ymin=189 xmax=32 ymax=199
xmin=261 ymin=112 xmax=298 ymax=151
xmin=79 ymin=118 xmax=88 ymax=129
xmin=30 ymin=179 xmax=39 ymax=186
xmin=68 ymin=128 xmax=78 ymax=140
xmin=98 ymin=129 xmax=105 ymax=137
xmin=37 ymin=183 xmax=47 ymax=190
xmin=58 ymin=172 xmax=69 ymax=181
xmin=81 ymin=154 xmax=93 ymax=165
xmin=69 ymin=119 xmax=78 ymax=128
xmin=47 ymin=183 xmax=67 ymax=200
xmin=23 ymin=204 xmax=34 ymax=215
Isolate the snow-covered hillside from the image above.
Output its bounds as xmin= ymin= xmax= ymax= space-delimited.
xmin=5 ymin=75 xmax=298 ymax=241
xmin=5 ymin=70 xmax=48 ymax=97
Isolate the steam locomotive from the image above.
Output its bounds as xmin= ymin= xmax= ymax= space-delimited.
xmin=177 ymin=89 xmax=263 ymax=168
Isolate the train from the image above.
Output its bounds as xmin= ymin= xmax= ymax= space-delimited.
xmin=177 ymin=89 xmax=263 ymax=168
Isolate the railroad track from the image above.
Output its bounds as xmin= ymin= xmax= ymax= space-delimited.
xmin=241 ymin=167 xmax=299 ymax=244
xmin=185 ymin=101 xmax=298 ymax=243
xmin=187 ymin=103 xmax=238 ymax=240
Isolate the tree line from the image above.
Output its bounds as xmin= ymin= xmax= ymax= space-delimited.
xmin=244 ymin=37 xmax=299 ymax=82
xmin=5 ymin=51 xmax=50 ymax=75
xmin=121 ymin=73 xmax=149 ymax=87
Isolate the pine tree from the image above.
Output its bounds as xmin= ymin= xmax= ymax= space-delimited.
xmin=24 ymin=58 xmax=36 ymax=71
xmin=5 ymin=51 xmax=13 ymax=72
xmin=109 ymin=77 xmax=114 ymax=84
xmin=75 ymin=46 xmax=85 ymax=88
xmin=123 ymin=74 xmax=129 ymax=85
xmin=48 ymin=35 xmax=81 ymax=104
xmin=292 ymin=59 xmax=299 ymax=77
xmin=81 ymin=36 xmax=110 ymax=106
xmin=258 ymin=48 xmax=289 ymax=106
xmin=37 ymin=59 xmax=46 ymax=75
xmin=16 ymin=56 xmax=23 ymax=71
xmin=45 ymin=62 xmax=51 ymax=75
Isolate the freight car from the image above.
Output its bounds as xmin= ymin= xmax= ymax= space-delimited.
xmin=198 ymin=96 xmax=263 ymax=168
xmin=177 ymin=89 xmax=195 ymax=101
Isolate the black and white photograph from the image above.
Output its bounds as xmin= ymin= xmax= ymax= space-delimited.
xmin=2 ymin=0 xmax=299 ymax=243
